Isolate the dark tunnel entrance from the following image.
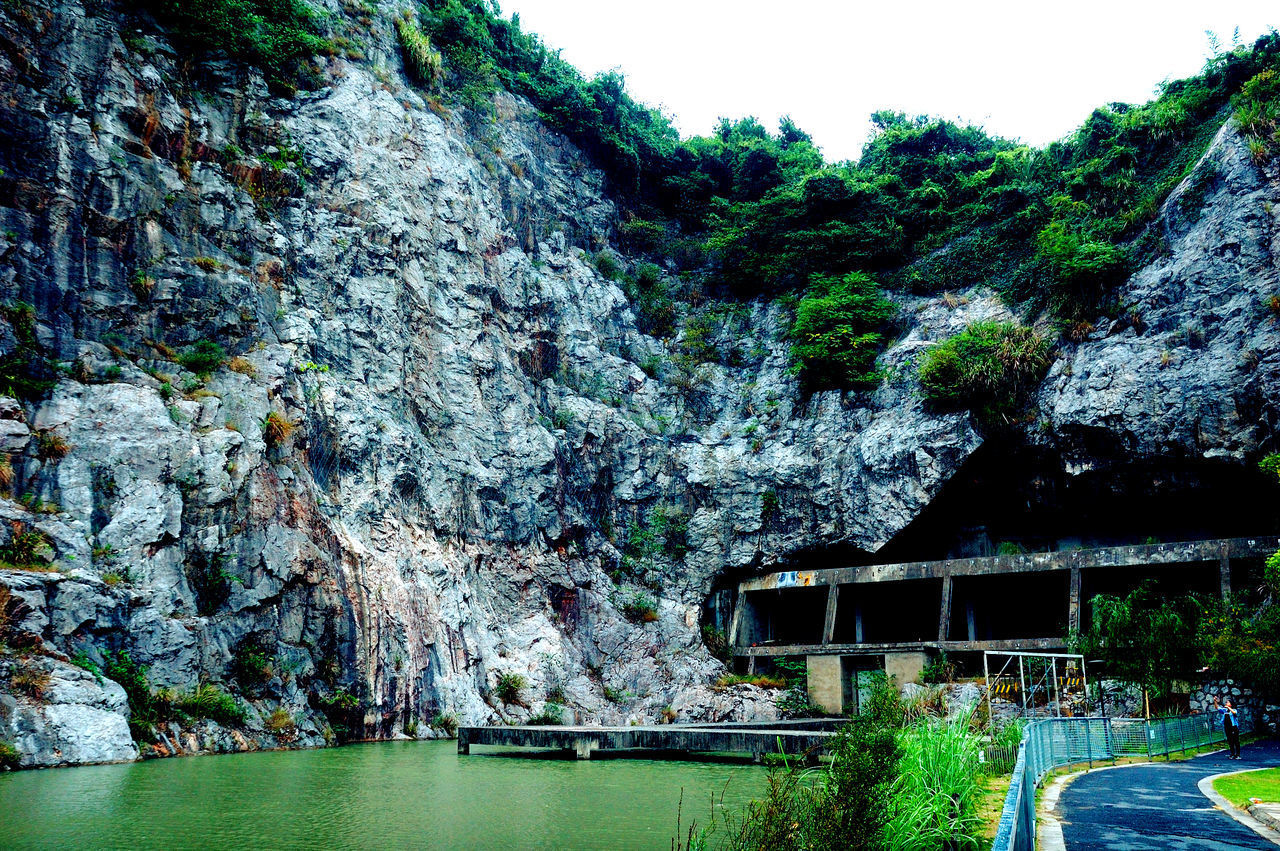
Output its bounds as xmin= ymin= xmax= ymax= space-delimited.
xmin=833 ymin=579 xmax=943 ymax=644
xmin=948 ymin=572 xmax=1070 ymax=641
xmin=867 ymin=445 xmax=1280 ymax=565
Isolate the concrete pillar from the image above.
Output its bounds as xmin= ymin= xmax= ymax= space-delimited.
xmin=966 ymin=601 xmax=976 ymax=642
xmin=457 ymin=736 xmax=470 ymax=755
xmin=885 ymin=651 xmax=927 ymax=686
xmin=572 ymin=738 xmax=598 ymax=760
xmin=854 ymin=604 xmax=864 ymax=644
xmin=806 ymin=655 xmax=843 ymax=714
xmin=822 ymin=585 xmax=839 ymax=644
xmin=1220 ymin=552 xmax=1232 ymax=600
xmin=727 ymin=597 xmax=743 ymax=648
xmin=938 ymin=575 xmax=953 ymax=642
xmin=1068 ymin=567 xmax=1082 ymax=634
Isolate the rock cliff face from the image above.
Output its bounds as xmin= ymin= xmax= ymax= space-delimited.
xmin=0 ymin=0 xmax=1276 ymax=767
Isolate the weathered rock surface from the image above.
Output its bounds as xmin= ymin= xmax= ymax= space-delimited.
xmin=0 ymin=655 xmax=138 ymax=767
xmin=0 ymin=0 xmax=1274 ymax=767
xmin=1038 ymin=122 xmax=1280 ymax=467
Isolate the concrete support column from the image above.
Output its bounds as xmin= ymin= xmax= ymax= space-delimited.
xmin=727 ymin=597 xmax=743 ymax=648
xmin=1068 ymin=567 xmax=1082 ymax=634
xmin=572 ymin=738 xmax=598 ymax=760
xmin=1220 ymin=550 xmax=1232 ymax=600
xmin=457 ymin=734 xmax=470 ymax=755
xmin=854 ymin=604 xmax=864 ymax=644
xmin=822 ymin=585 xmax=839 ymax=644
xmin=966 ymin=601 xmax=976 ymax=642
xmin=806 ymin=655 xmax=844 ymax=715
xmin=938 ymin=575 xmax=953 ymax=642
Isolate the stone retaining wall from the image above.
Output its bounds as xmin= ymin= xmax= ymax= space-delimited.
xmin=1190 ymin=679 xmax=1278 ymax=735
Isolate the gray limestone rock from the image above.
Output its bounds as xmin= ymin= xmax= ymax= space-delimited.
xmin=0 ymin=0 xmax=1274 ymax=768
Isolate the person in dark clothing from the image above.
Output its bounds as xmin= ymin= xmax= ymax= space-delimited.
xmin=1216 ymin=696 xmax=1242 ymax=759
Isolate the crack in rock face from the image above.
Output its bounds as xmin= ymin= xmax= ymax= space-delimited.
xmin=0 ymin=0 xmax=1276 ymax=766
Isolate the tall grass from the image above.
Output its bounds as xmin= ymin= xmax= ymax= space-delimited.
xmin=885 ymin=712 xmax=985 ymax=851
xmin=695 ymin=721 xmax=900 ymax=850
xmin=686 ymin=710 xmax=989 ymax=850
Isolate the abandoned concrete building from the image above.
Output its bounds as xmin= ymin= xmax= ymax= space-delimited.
xmin=706 ymin=449 xmax=1280 ymax=713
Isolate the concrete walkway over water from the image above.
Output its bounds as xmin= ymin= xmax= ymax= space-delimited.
xmin=457 ymin=721 xmax=838 ymax=760
xmin=1057 ymin=740 xmax=1280 ymax=849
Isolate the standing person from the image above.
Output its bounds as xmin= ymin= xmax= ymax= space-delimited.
xmin=1215 ymin=696 xmax=1242 ymax=759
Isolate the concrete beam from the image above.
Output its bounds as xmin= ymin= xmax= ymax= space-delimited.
xmin=740 ymin=637 xmax=1066 ymax=658
xmin=735 ymin=537 xmax=1280 ymax=593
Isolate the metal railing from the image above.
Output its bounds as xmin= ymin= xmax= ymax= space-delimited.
xmin=992 ymin=714 xmax=1238 ymax=851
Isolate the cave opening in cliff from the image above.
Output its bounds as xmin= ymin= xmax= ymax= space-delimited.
xmin=870 ymin=443 xmax=1280 ymax=565
xmin=735 ymin=587 xmax=827 ymax=646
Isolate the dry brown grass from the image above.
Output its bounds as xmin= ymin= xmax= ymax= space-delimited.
xmin=714 ymin=673 xmax=788 ymax=690
xmin=266 ymin=708 xmax=297 ymax=738
xmin=10 ymin=663 xmax=50 ymax=698
xmin=36 ymin=431 xmax=71 ymax=461
xmin=262 ymin=412 xmax=295 ymax=449
xmin=191 ymin=256 xmax=224 ymax=272
xmin=226 ymin=356 xmax=257 ymax=378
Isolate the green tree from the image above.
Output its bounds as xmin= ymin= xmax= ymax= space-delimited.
xmin=1073 ymin=582 xmax=1204 ymax=715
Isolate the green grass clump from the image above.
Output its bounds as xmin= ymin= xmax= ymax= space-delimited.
xmin=103 ymin=652 xmax=244 ymax=739
xmin=0 ymin=302 xmax=57 ymax=401
xmin=710 ymin=719 xmax=901 ymax=849
xmin=1213 ymin=767 xmax=1280 ymax=807
xmin=229 ymin=636 xmax=276 ymax=691
xmin=624 ymin=263 xmax=677 ymax=339
xmin=396 ymin=12 xmax=442 ymax=89
xmin=431 ymin=712 xmax=459 ymax=737
xmin=714 ymin=673 xmax=787 ymax=689
xmin=618 ymin=591 xmax=658 ymax=624
xmin=526 ymin=703 xmax=564 ymax=726
xmin=918 ymin=321 xmax=1052 ymax=424
xmin=174 ymin=682 xmax=246 ymax=726
xmin=0 ymin=522 xmax=54 ymax=568
xmin=790 ymin=272 xmax=897 ymax=391
xmin=176 ymin=341 xmax=226 ymax=378
xmin=265 ymin=707 xmax=296 ymax=734
xmin=494 ymin=672 xmax=526 ymax=704
xmin=885 ymin=713 xmax=984 ymax=849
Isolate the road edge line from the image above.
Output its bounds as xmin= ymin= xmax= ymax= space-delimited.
xmin=1198 ymin=769 xmax=1280 ymax=847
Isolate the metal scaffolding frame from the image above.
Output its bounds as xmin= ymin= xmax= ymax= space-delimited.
xmin=984 ymin=651 xmax=1088 ymax=720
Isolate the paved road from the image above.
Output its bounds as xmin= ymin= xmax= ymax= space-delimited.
xmin=1058 ymin=739 xmax=1280 ymax=850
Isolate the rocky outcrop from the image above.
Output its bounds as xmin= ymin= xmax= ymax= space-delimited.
xmin=0 ymin=0 xmax=1275 ymax=768
xmin=1038 ymin=122 xmax=1280 ymax=467
xmin=0 ymin=655 xmax=137 ymax=767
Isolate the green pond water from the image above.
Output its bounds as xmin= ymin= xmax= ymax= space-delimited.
xmin=0 ymin=741 xmax=765 ymax=849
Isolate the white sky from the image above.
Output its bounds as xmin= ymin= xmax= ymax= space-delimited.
xmin=496 ymin=0 xmax=1277 ymax=162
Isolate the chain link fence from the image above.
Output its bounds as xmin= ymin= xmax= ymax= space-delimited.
xmin=993 ymin=714 xmax=1239 ymax=851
